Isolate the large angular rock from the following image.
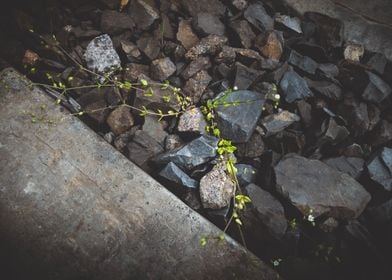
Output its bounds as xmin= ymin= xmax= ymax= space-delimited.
xmin=181 ymin=56 xmax=211 ymax=80
xmin=367 ymin=147 xmax=392 ymax=191
xmin=275 ymin=14 xmax=302 ymax=33
xmin=100 ymin=10 xmax=135 ymax=35
xmin=183 ymin=70 xmax=212 ymax=104
xmin=260 ymin=110 xmax=300 ymax=137
xmin=137 ymin=35 xmax=160 ymax=60
xmin=235 ymin=132 xmax=265 ymax=158
xmin=177 ymin=20 xmax=199 ymax=50
xmin=255 ymin=31 xmax=283 ymax=61
xmin=362 ymin=71 xmax=392 ymax=104
xmin=279 ymin=67 xmax=313 ymax=103
xmin=245 ymin=184 xmax=287 ymax=239
xmin=288 ymin=50 xmax=319 ymax=75
xmin=306 ymin=79 xmax=343 ymax=100
xmin=214 ymin=90 xmax=265 ymax=143
xmin=200 ymin=162 xmax=235 ymax=209
xmin=275 ymin=155 xmax=371 ymax=219
xmin=154 ymin=135 xmax=219 ymax=170
xmin=234 ymin=62 xmax=264 ymax=90
xmin=323 ymin=156 xmax=364 ymax=180
xmin=83 ymin=34 xmax=121 ymax=76
xmin=159 ymin=162 xmax=198 ymax=189
xmin=244 ymin=3 xmax=274 ymax=31
xmin=142 ymin=115 xmax=168 ymax=146
xmin=193 ymin=13 xmax=225 ymax=36
xmin=128 ymin=0 xmax=160 ymax=31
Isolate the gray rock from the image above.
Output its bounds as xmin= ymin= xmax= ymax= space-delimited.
xmin=114 ymin=129 xmax=136 ymax=152
xmin=318 ymin=63 xmax=339 ymax=78
xmin=244 ymin=3 xmax=274 ymax=31
xmin=367 ymin=147 xmax=392 ymax=191
xmin=177 ymin=107 xmax=207 ymax=134
xmin=101 ymin=10 xmax=135 ymax=35
xmin=288 ymin=50 xmax=319 ymax=75
xmin=106 ymin=106 xmax=135 ymax=135
xmin=183 ymin=70 xmax=212 ymax=104
xmin=151 ymin=57 xmax=176 ymax=81
xmin=260 ymin=110 xmax=300 ymax=137
xmin=200 ymin=162 xmax=236 ymax=209
xmin=164 ymin=134 xmax=184 ymax=151
xmin=366 ymin=53 xmax=387 ymax=75
xmin=275 ymin=155 xmax=371 ymax=219
xmin=234 ymin=62 xmax=264 ymax=90
xmin=128 ymin=0 xmax=159 ymax=31
xmin=362 ymin=71 xmax=392 ymax=104
xmin=323 ymin=156 xmax=364 ymax=180
xmin=214 ymin=90 xmax=265 ymax=143
xmin=245 ymin=183 xmax=287 ymax=239
xmin=142 ymin=115 xmax=168 ymax=146
xmin=229 ymin=20 xmax=256 ymax=49
xmin=368 ymin=198 xmax=392 ymax=224
xmin=235 ymin=132 xmax=265 ymax=158
xmin=275 ymin=14 xmax=302 ymax=33
xmin=193 ymin=13 xmax=225 ymax=36
xmin=177 ymin=20 xmax=199 ymax=50
xmin=185 ymin=35 xmax=227 ymax=60
xmin=306 ymin=79 xmax=343 ymax=100
xmin=370 ymin=120 xmax=392 ymax=147
xmin=121 ymin=41 xmax=142 ymax=61
xmin=236 ymin=164 xmax=257 ymax=187
xmin=320 ymin=118 xmax=350 ymax=145
xmin=83 ymin=34 xmax=121 ymax=76
xmin=137 ymin=34 xmax=160 ymax=60
xmin=279 ymin=67 xmax=313 ymax=103
xmin=232 ymin=0 xmax=248 ymax=10
xmin=154 ymin=135 xmax=219 ymax=170
xmin=100 ymin=0 xmax=119 ymax=9
xmin=297 ymin=100 xmax=312 ymax=127
xmin=180 ymin=0 xmax=226 ymax=17
xmin=181 ymin=56 xmax=211 ymax=80
xmin=305 ymin=12 xmax=343 ymax=49
xmin=159 ymin=162 xmax=198 ymax=189
xmin=123 ymin=63 xmax=149 ymax=81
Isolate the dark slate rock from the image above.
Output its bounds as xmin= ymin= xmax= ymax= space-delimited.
xmin=362 ymin=71 xmax=392 ymax=104
xmin=305 ymin=12 xmax=343 ymax=49
xmin=367 ymin=147 xmax=392 ymax=191
xmin=368 ymin=198 xmax=392 ymax=224
xmin=317 ymin=63 xmax=339 ymax=78
xmin=275 ymin=155 xmax=371 ymax=219
xmin=159 ymin=162 xmax=198 ymax=189
xmin=154 ymin=135 xmax=219 ymax=170
xmin=128 ymin=0 xmax=160 ymax=31
xmin=234 ymin=62 xmax=264 ymax=90
xmin=181 ymin=56 xmax=211 ymax=80
xmin=193 ymin=13 xmax=225 ymax=36
xmin=297 ymin=100 xmax=312 ymax=127
xmin=180 ymin=0 xmax=226 ymax=17
xmin=214 ymin=90 xmax=265 ymax=143
xmin=151 ymin=57 xmax=176 ymax=81
xmin=245 ymin=183 xmax=287 ymax=239
xmin=370 ymin=120 xmax=392 ymax=147
xmin=323 ymin=156 xmax=364 ymax=180
xmin=320 ymin=118 xmax=349 ymax=145
xmin=137 ymin=35 xmax=160 ymax=60
xmin=288 ymin=50 xmax=319 ymax=75
xmin=100 ymin=10 xmax=135 ymax=35
xmin=306 ymin=79 xmax=343 ymax=100
xmin=279 ymin=67 xmax=313 ymax=103
xmin=164 ymin=134 xmax=183 ymax=151
xmin=275 ymin=14 xmax=302 ymax=34
xmin=185 ymin=35 xmax=227 ymax=60
xmin=260 ymin=110 xmax=300 ymax=137
xmin=366 ymin=53 xmax=388 ymax=75
xmin=244 ymin=3 xmax=274 ymax=31
xmin=235 ymin=132 xmax=265 ymax=158
xmin=229 ymin=20 xmax=256 ymax=49
xmin=236 ymin=164 xmax=257 ymax=187
xmin=182 ymin=190 xmax=202 ymax=210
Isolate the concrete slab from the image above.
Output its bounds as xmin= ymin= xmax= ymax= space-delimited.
xmin=0 ymin=68 xmax=279 ymax=280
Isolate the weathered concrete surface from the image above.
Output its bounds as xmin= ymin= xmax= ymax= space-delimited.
xmin=0 ymin=68 xmax=278 ymax=280
xmin=282 ymin=0 xmax=392 ymax=60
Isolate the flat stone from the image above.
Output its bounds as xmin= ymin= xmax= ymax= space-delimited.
xmin=234 ymin=62 xmax=264 ymax=90
xmin=318 ymin=63 xmax=339 ymax=78
xmin=297 ymin=100 xmax=312 ymax=127
xmin=366 ymin=53 xmax=387 ymax=75
xmin=83 ymin=34 xmax=121 ymax=76
xmin=193 ymin=13 xmax=225 ymax=36
xmin=288 ymin=50 xmax=319 ymax=75
xmin=180 ymin=0 xmax=226 ymax=17
xmin=160 ymin=13 xmax=175 ymax=40
xmin=200 ymin=162 xmax=236 ymax=209
xmin=323 ymin=156 xmax=364 ymax=180
xmin=183 ymin=70 xmax=212 ymax=104
xmin=367 ymin=147 xmax=392 ymax=191
xmin=279 ymin=67 xmax=313 ymax=103
xmin=106 ymin=106 xmax=135 ymax=135
xmin=128 ymin=0 xmax=160 ymax=31
xmin=100 ymin=10 xmax=135 ymax=35
xmin=256 ymin=31 xmax=283 ymax=61
xmin=306 ymin=79 xmax=343 ymax=100
xmin=177 ymin=107 xmax=207 ymax=134
xmin=159 ymin=162 xmax=198 ymax=189
xmin=245 ymin=183 xmax=287 ymax=239
xmin=177 ymin=20 xmax=199 ymax=50
xmin=244 ymin=3 xmax=274 ymax=31
xmin=151 ymin=57 xmax=176 ymax=81
xmin=235 ymin=132 xmax=265 ymax=158
xmin=362 ymin=71 xmax=392 ymax=104
xmin=154 ymin=135 xmax=219 ymax=170
xmin=260 ymin=110 xmax=300 ymax=137
xmin=181 ymin=56 xmax=211 ymax=80
xmin=185 ymin=35 xmax=227 ymax=60
xmin=275 ymin=155 xmax=371 ymax=219
xmin=214 ymin=90 xmax=265 ymax=143
xmin=236 ymin=164 xmax=258 ymax=187
xmin=229 ymin=20 xmax=256 ymax=49
xmin=275 ymin=14 xmax=302 ymax=33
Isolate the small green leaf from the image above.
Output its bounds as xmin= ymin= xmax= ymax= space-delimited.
xmin=140 ymin=79 xmax=148 ymax=87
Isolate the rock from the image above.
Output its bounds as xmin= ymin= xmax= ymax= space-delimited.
xmin=368 ymin=198 xmax=392 ymax=224
xmin=193 ymin=13 xmax=225 ymax=36
xmin=104 ymin=131 xmax=115 ymax=144
xmin=319 ymin=217 xmax=339 ymax=233
xmin=137 ymin=34 xmax=161 ymax=60
xmin=215 ymin=46 xmax=237 ymax=64
xmin=100 ymin=0 xmax=119 ymax=9
xmin=279 ymin=67 xmax=313 ymax=103
xmin=235 ymin=132 xmax=265 ymax=158
xmin=151 ymin=57 xmax=176 ymax=81
xmin=142 ymin=115 xmax=168 ymax=146
xmin=180 ymin=0 xmax=226 ymax=17
xmin=160 ymin=13 xmax=175 ymax=40
xmin=100 ymin=10 xmax=135 ymax=35
xmin=199 ymin=162 xmax=236 ymax=209
xmin=177 ymin=20 xmax=199 ymax=50
xmin=275 ymin=14 xmax=302 ymax=33
xmin=370 ymin=120 xmax=392 ymax=147
xmin=244 ymin=3 xmax=274 ymax=31
xmin=323 ymin=156 xmax=364 ymax=180
xmin=22 ymin=49 xmax=39 ymax=66
xmin=159 ymin=162 xmax=198 ymax=189
xmin=128 ymin=0 xmax=160 ymax=31
xmin=260 ymin=110 xmax=300 ymax=137
xmin=185 ymin=35 xmax=227 ymax=60
xmin=236 ymin=164 xmax=257 ymax=187
xmin=234 ymin=62 xmax=264 ymax=90
xmin=154 ymin=135 xmax=219 ymax=170
xmin=183 ymin=70 xmax=212 ymax=104
xmin=127 ymin=130 xmax=164 ymax=170
xmin=344 ymin=43 xmax=364 ymax=62
xmin=83 ymin=99 xmax=110 ymax=124
xmin=214 ymin=90 xmax=265 ymax=143
xmin=164 ymin=134 xmax=183 ymax=151
xmin=255 ymin=31 xmax=283 ymax=61
xmin=275 ymin=155 xmax=371 ymax=219
xmin=229 ymin=20 xmax=255 ymax=49
xmin=106 ymin=106 xmax=135 ymax=135
xmin=114 ymin=129 xmax=136 ymax=152
xmin=367 ymin=147 xmax=392 ymax=191
xmin=232 ymin=0 xmax=248 ymax=10
xmin=124 ymin=63 xmax=149 ymax=81
xmin=318 ymin=63 xmax=339 ymax=78
xmin=83 ymin=34 xmax=121 ymax=76
xmin=297 ymin=100 xmax=312 ymax=127
xmin=181 ymin=56 xmax=211 ymax=80
xmin=177 ymin=107 xmax=207 ymax=134
xmin=343 ymin=143 xmax=365 ymax=158
xmin=320 ymin=118 xmax=350 ymax=145
xmin=245 ymin=183 xmax=287 ymax=239
xmin=182 ymin=190 xmax=202 ymax=210
xmin=306 ymin=79 xmax=342 ymax=100
xmin=366 ymin=53 xmax=387 ymax=75
xmin=121 ymin=41 xmax=142 ymax=61
xmin=305 ymin=12 xmax=343 ymax=49
xmin=288 ymin=50 xmax=319 ymax=75
xmin=362 ymin=71 xmax=392 ymax=104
